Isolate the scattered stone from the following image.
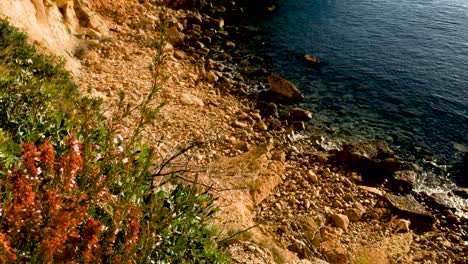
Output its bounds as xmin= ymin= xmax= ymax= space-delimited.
xmin=179 ymin=93 xmax=204 ymax=107
xmin=267 ymin=73 xmax=304 ymax=102
xmin=256 ymin=120 xmax=268 ymax=131
xmin=394 ymin=219 xmax=411 ymax=232
xmin=337 ymin=140 xmax=399 ymax=183
xmin=94 ymin=63 xmax=111 ymax=73
xmin=167 ymin=26 xmax=185 ymax=47
xmin=321 ymin=240 xmax=348 ymax=264
xmin=330 ymin=214 xmax=350 ymax=230
xmin=206 ymin=70 xmax=219 ymax=83
xmin=288 ymin=107 xmax=313 ymax=121
xmin=173 ymin=50 xmax=186 ymax=60
xmin=271 ymin=150 xmax=286 ymax=162
xmin=225 ymin=41 xmax=236 ymax=48
xmin=308 ymin=170 xmax=319 ymax=183
xmin=233 ymin=120 xmax=248 ymax=129
xmin=358 ymin=185 xmax=384 ymax=196
xmin=383 ymin=194 xmax=435 ymax=225
xmin=209 ymin=18 xmax=224 ymax=29
xmin=345 ymin=208 xmax=364 ymax=222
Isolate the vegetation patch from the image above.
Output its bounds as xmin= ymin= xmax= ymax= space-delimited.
xmin=0 ymin=18 xmax=227 ymax=263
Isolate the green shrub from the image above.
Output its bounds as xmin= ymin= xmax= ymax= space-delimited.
xmin=0 ymin=15 xmax=227 ymax=263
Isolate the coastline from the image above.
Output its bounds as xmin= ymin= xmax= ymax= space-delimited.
xmin=1 ymin=0 xmax=467 ymax=262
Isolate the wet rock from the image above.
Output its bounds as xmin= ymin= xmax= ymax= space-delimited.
xmin=225 ymin=41 xmax=236 ymax=48
xmin=453 ymin=188 xmax=468 ymax=199
xmin=390 ymin=170 xmax=417 ymax=193
xmin=304 ymin=54 xmax=320 ymax=64
xmin=420 ymin=192 xmax=457 ymax=212
xmin=209 ymin=18 xmax=224 ymax=29
xmin=383 ymin=194 xmax=435 ymax=225
xmin=330 ymin=214 xmax=349 ymax=230
xmin=292 ymin=121 xmax=306 ymax=131
xmin=337 ymin=140 xmax=400 ymax=183
xmin=288 ymin=107 xmax=313 ymax=121
xmin=180 ymin=93 xmax=204 ymax=106
xmin=267 ymin=73 xmax=304 ymax=102
xmin=257 ymin=101 xmax=278 ymax=118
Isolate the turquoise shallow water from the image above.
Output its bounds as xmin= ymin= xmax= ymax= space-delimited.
xmin=239 ymin=0 xmax=468 ymax=186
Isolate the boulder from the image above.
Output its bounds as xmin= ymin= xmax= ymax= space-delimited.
xmin=321 ymin=240 xmax=348 ymax=264
xmin=390 ymin=170 xmax=417 ymax=193
xmin=288 ymin=107 xmax=313 ymax=121
xmin=419 ymin=192 xmax=457 ymax=212
xmin=267 ymin=73 xmax=304 ymax=102
xmin=383 ymin=194 xmax=435 ymax=225
xmin=337 ymin=140 xmax=400 ymax=183
xmin=345 ymin=208 xmax=364 ymax=222
xmin=179 ymin=93 xmax=204 ymax=107
xmin=330 ymin=214 xmax=349 ymax=230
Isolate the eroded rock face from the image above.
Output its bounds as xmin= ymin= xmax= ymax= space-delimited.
xmin=267 ymin=73 xmax=304 ymax=102
xmin=0 ymin=0 xmax=109 ymax=75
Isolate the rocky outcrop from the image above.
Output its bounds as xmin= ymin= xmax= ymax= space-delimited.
xmin=337 ymin=140 xmax=400 ymax=183
xmin=383 ymin=194 xmax=435 ymax=225
xmin=287 ymin=107 xmax=313 ymax=121
xmin=390 ymin=170 xmax=417 ymax=193
xmin=267 ymin=73 xmax=304 ymax=102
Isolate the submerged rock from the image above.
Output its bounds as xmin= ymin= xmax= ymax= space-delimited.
xmin=304 ymin=54 xmax=320 ymax=64
xmin=267 ymin=73 xmax=304 ymax=102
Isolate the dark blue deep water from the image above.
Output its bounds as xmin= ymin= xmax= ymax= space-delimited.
xmin=240 ymin=0 xmax=468 ymax=188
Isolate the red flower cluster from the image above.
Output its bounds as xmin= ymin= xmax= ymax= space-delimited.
xmin=0 ymin=137 xmax=143 ymax=262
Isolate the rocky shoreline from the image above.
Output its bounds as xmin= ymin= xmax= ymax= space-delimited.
xmin=169 ymin=1 xmax=468 ymax=262
xmin=7 ymin=0 xmax=466 ymax=262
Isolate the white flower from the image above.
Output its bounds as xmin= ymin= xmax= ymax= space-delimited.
xmin=116 ymin=146 xmax=124 ymax=154
xmin=122 ymin=158 xmax=128 ymax=164
xmin=95 ymin=153 xmax=103 ymax=160
xmin=37 ymin=167 xmax=42 ymax=175
xmin=72 ymin=144 xmax=80 ymax=154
